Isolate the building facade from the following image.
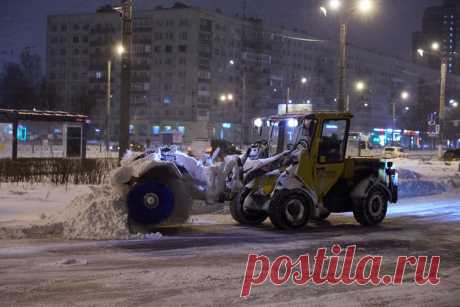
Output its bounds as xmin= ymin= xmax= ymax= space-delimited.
xmin=47 ymin=3 xmax=460 ymax=147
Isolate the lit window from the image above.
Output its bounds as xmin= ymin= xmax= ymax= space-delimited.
xmin=163 ymin=96 xmax=172 ymax=104
xmin=96 ymin=71 xmax=102 ymax=79
xmin=152 ymin=126 xmax=160 ymax=135
xmin=178 ymin=126 xmax=186 ymax=134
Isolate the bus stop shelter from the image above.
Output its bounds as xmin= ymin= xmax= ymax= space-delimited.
xmin=0 ymin=109 xmax=88 ymax=160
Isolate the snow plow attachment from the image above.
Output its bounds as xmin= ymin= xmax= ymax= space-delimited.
xmin=126 ymin=166 xmax=191 ymax=227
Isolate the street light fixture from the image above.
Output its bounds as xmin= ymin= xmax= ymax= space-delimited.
xmin=357 ymin=0 xmax=374 ymax=14
xmin=355 ymin=81 xmax=366 ymax=92
xmin=285 ymin=76 xmax=309 ymax=114
xmin=401 ymin=91 xmax=410 ymax=100
xmin=431 ymin=41 xmax=440 ymax=51
xmin=328 ymin=0 xmax=342 ymax=11
xmin=115 ymin=44 xmax=125 ymax=56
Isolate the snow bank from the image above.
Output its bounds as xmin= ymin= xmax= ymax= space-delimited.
xmin=49 ymin=185 xmax=130 ymax=240
xmin=0 ymin=184 xmax=162 ymax=241
xmin=396 ymin=159 xmax=460 ymax=198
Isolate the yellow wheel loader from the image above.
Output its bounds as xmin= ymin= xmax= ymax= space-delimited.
xmin=229 ymin=112 xmax=398 ymax=230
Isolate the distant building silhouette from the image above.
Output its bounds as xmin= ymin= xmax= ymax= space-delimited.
xmin=413 ymin=0 xmax=460 ymax=74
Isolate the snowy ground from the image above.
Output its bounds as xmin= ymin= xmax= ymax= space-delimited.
xmin=0 ymin=158 xmax=459 ymax=306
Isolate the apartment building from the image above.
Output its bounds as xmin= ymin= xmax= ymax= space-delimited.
xmin=47 ymin=2 xmax=460 ymax=146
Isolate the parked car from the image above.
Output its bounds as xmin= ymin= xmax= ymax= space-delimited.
xmin=443 ymin=149 xmax=460 ymax=161
xmin=383 ymin=147 xmax=408 ymax=159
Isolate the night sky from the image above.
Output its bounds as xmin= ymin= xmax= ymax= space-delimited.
xmin=1 ymin=0 xmax=442 ymax=66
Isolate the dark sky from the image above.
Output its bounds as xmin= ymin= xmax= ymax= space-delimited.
xmin=1 ymin=0 xmax=442 ymax=64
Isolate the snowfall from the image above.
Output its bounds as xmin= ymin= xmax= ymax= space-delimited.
xmin=0 ymin=157 xmax=459 ymax=306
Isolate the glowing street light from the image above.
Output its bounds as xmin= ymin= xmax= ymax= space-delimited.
xmin=321 ymin=0 xmax=375 ymax=111
xmin=115 ymin=44 xmax=125 ymax=56
xmin=357 ymin=0 xmax=374 ymax=14
xmin=401 ymin=91 xmax=410 ymax=100
xmin=301 ymin=77 xmax=308 ymax=84
xmin=328 ymin=0 xmax=342 ymax=11
xmin=220 ymin=93 xmax=234 ymax=102
xmin=229 ymin=59 xmax=235 ymax=66
xmin=405 ymin=106 xmax=410 ymax=111
xmin=431 ymin=41 xmax=440 ymax=51
xmin=355 ymin=81 xmax=366 ymax=92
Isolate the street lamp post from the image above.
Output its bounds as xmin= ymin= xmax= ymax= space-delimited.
xmin=439 ymin=58 xmax=447 ymax=158
xmin=284 ymin=77 xmax=308 ymax=114
xmin=285 ymin=86 xmax=291 ymax=114
xmin=105 ymin=44 xmax=125 ymax=154
xmin=417 ymin=42 xmax=448 ymax=158
xmin=228 ymin=59 xmax=248 ymax=144
xmin=320 ymin=0 xmax=375 ymax=112
xmin=338 ymin=21 xmax=348 ymax=112
xmin=391 ymin=90 xmax=410 ymax=145
xmin=118 ymin=0 xmax=133 ymax=162
xmin=105 ymin=59 xmax=111 ymax=154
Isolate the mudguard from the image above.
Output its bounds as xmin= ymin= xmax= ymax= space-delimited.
xmin=272 ymin=172 xmax=320 ymax=216
xmin=350 ymin=176 xmax=392 ymax=203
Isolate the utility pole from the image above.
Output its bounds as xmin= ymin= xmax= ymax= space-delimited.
xmin=242 ymin=68 xmax=248 ymax=144
xmin=338 ymin=22 xmax=348 ymax=112
xmin=438 ymin=58 xmax=447 ymax=158
xmin=285 ymin=86 xmax=291 ymax=114
xmin=118 ymin=0 xmax=133 ymax=162
xmin=105 ymin=60 xmax=112 ymax=154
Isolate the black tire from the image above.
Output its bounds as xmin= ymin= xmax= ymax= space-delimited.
xmin=128 ymin=167 xmax=192 ymax=227
xmin=353 ymin=189 xmax=388 ymax=226
xmin=269 ymin=190 xmax=312 ymax=230
xmin=230 ymin=189 xmax=267 ymax=225
xmin=313 ymin=212 xmax=331 ymax=221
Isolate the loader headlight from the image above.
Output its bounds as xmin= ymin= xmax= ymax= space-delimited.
xmin=287 ymin=118 xmax=299 ymax=128
xmin=254 ymin=118 xmax=263 ymax=128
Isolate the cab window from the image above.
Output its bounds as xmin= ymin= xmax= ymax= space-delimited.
xmin=318 ymin=120 xmax=348 ymax=164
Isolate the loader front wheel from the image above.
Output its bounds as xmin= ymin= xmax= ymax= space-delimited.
xmin=230 ymin=189 xmax=267 ymax=226
xmin=269 ymin=190 xmax=312 ymax=230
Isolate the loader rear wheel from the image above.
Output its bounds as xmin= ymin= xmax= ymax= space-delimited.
xmin=128 ymin=169 xmax=191 ymax=226
xmin=230 ymin=189 xmax=267 ymax=226
xmin=353 ymin=189 xmax=388 ymax=226
xmin=269 ymin=190 xmax=312 ymax=230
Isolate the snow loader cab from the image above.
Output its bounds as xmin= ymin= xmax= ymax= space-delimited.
xmin=248 ymin=115 xmax=305 ymax=161
xmin=230 ymin=112 xmax=399 ymax=230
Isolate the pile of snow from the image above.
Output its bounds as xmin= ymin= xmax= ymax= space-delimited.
xmin=47 ymin=185 xmax=130 ymax=240
xmin=395 ymin=159 xmax=460 ymax=198
xmin=0 ymin=184 xmax=162 ymax=241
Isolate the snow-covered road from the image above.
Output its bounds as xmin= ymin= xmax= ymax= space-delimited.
xmin=0 ymin=191 xmax=460 ymax=306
